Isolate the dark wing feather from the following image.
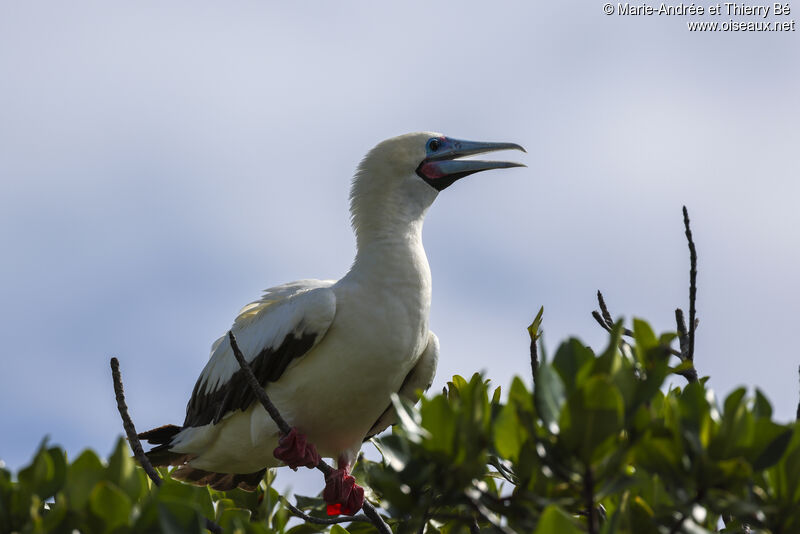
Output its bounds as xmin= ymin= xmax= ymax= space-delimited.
xmin=183 ymin=331 xmax=316 ymax=427
xmin=181 ymin=282 xmax=336 ymax=429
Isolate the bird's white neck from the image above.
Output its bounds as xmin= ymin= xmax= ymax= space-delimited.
xmin=346 ymin=215 xmax=431 ymax=291
xmin=343 ymin=165 xmax=437 ymax=297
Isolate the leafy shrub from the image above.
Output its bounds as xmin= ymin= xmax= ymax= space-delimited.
xmin=2 ymin=319 xmax=798 ymax=533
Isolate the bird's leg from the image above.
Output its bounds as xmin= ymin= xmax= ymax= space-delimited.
xmin=272 ymin=427 xmax=321 ymax=470
xmin=323 ymin=455 xmax=365 ymax=516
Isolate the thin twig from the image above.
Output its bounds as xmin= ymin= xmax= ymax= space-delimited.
xmin=595 ymin=291 xmax=684 ymax=358
xmin=675 ymin=308 xmax=689 ymax=359
xmin=227 ymin=332 xmax=292 ymax=436
xmin=530 ymin=334 xmax=539 ymax=385
xmin=110 ymin=358 xmax=223 ymax=534
xmin=682 ymin=206 xmax=697 ymax=362
xmin=111 ymin=358 xmax=162 ymax=487
xmin=227 ymin=331 xmax=391 ymax=534
xmin=528 ymin=307 xmax=544 ymax=388
xmin=597 ymin=291 xmax=613 ymax=328
xmin=592 ymin=310 xmax=612 ymax=333
xmin=281 ymin=496 xmax=372 ymax=525
xmin=674 ymin=309 xmax=698 ymax=383
xmin=594 ymin=292 xmax=634 ymax=337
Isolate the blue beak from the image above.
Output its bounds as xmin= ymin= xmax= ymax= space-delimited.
xmin=416 ymin=137 xmax=526 ymax=191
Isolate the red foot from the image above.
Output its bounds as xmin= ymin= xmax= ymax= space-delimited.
xmin=273 ymin=428 xmax=321 ymax=470
xmin=323 ymin=468 xmax=365 ymax=516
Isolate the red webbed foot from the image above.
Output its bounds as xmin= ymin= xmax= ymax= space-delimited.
xmin=323 ymin=466 xmax=365 ymax=516
xmin=273 ymin=428 xmax=321 ymax=470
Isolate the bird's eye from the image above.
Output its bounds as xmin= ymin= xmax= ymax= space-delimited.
xmin=428 ymin=138 xmax=440 ymax=152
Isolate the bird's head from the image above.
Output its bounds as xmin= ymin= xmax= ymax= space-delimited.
xmin=350 ymin=132 xmax=525 ymax=240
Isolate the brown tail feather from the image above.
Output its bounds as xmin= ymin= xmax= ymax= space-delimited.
xmin=143 ymin=444 xmax=190 ymax=467
xmin=172 ymin=466 xmax=266 ymax=491
xmin=138 ymin=424 xmax=182 ymax=445
xmin=137 ymin=423 xmax=264 ymax=491
xmin=137 ymin=424 xmax=187 ymax=467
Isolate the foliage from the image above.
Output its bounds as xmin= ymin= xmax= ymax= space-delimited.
xmin=2 ymin=319 xmax=799 ymax=533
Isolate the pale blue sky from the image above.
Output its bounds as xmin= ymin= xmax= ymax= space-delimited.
xmin=1 ymin=1 xmax=798 ymax=483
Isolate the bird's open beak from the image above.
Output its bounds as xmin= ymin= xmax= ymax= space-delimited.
xmin=416 ymin=137 xmax=526 ymax=191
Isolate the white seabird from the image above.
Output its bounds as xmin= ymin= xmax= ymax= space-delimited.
xmin=140 ymin=132 xmax=525 ymax=514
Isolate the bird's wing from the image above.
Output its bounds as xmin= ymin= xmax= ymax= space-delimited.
xmin=364 ymin=331 xmax=439 ymax=440
xmin=183 ymin=279 xmax=337 ymax=428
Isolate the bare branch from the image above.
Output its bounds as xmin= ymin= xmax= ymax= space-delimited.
xmin=227 ymin=331 xmax=292 ymax=436
xmin=594 ymin=292 xmax=634 ymax=337
xmin=675 ymin=308 xmax=689 ymax=358
xmin=528 ymin=307 xmax=544 ymax=386
xmin=530 ymin=335 xmax=539 ymax=384
xmin=111 ymin=357 xmax=162 ymax=487
xmin=597 ymin=290 xmax=613 ymax=328
xmin=682 ymin=206 xmax=698 ymax=362
xmin=110 ymin=358 xmax=223 ymax=534
xmin=227 ymin=330 xmax=391 ymax=534
xmin=281 ymin=496 xmax=372 ymax=525
xmin=592 ymin=310 xmax=612 ymax=334
xmin=674 ymin=309 xmax=698 ymax=383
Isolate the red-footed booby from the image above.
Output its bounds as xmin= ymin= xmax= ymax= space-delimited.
xmin=140 ymin=132 xmax=525 ymax=515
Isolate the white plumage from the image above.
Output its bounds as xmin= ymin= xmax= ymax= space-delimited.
xmin=140 ymin=132 xmax=523 ymax=507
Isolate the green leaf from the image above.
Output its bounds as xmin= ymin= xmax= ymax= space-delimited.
xmin=508 ymin=376 xmax=533 ymax=413
xmin=560 ymin=375 xmax=624 ymax=462
xmin=753 ymin=389 xmax=773 ymax=418
xmin=491 ymin=386 xmax=502 ymax=405
xmin=218 ymin=507 xmax=252 ymax=530
xmin=158 ymin=477 xmax=215 ymax=521
xmin=634 ymin=437 xmax=684 ymax=482
xmin=494 ymin=402 xmax=526 ymax=461
xmin=527 ymin=306 xmax=544 ymax=341
xmin=678 ymin=382 xmax=713 ymax=448
xmin=106 ymin=436 xmax=142 ymax=502
xmin=715 ymin=387 xmax=752 ymax=457
xmin=89 ymin=481 xmax=132 ymax=532
xmin=448 ymin=375 xmax=469 ymax=395
xmin=722 ymin=387 xmax=747 ymax=419
xmin=420 ymin=395 xmax=456 ymax=455
xmin=753 ymin=427 xmax=794 ymax=470
xmin=41 ymin=492 xmax=69 ymax=531
xmin=535 ymin=363 xmax=566 ymax=434
xmin=157 ymin=501 xmax=204 ymax=534
xmin=391 ymin=393 xmax=429 ymax=443
xmin=330 ymin=525 xmax=351 ymax=534
xmin=553 ymin=338 xmax=594 ymax=394
xmin=64 ymin=449 xmax=106 ymax=510
xmin=632 ymin=319 xmax=658 ymax=354
xmin=534 ymin=505 xmax=582 ymax=533
xmin=628 ymin=496 xmax=660 ymax=534
xmin=17 ymin=441 xmax=66 ymax=501
xmin=286 ymin=523 xmax=330 ymax=534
